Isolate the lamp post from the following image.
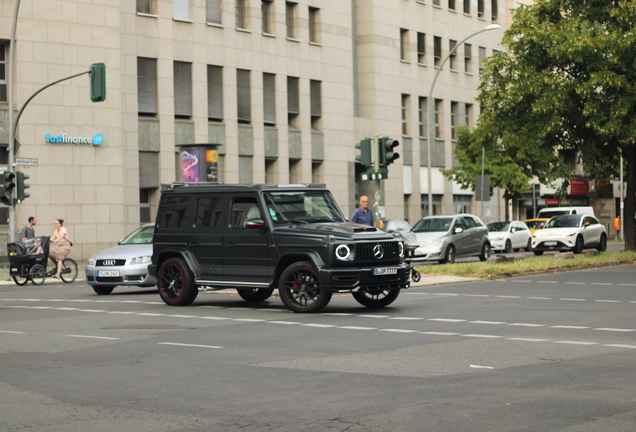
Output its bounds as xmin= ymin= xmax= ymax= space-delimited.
xmin=426 ymin=24 xmax=501 ymax=216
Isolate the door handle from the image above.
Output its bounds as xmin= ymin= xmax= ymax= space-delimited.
xmin=227 ymin=242 xmax=235 ymax=247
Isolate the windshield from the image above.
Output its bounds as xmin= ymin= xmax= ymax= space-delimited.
xmin=487 ymin=222 xmax=510 ymax=232
xmin=120 ymin=225 xmax=154 ymax=245
xmin=412 ymin=217 xmax=454 ymax=233
xmin=263 ymin=191 xmax=345 ymax=224
xmin=544 ymin=215 xmax=581 ymax=229
xmin=525 ymin=220 xmax=546 ymax=230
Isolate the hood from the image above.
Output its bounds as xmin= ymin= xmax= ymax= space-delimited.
xmin=91 ymin=244 xmax=153 ymax=260
xmin=413 ymin=231 xmax=448 ymax=244
xmin=275 ymin=222 xmax=394 ymax=239
xmin=534 ymin=228 xmax=579 ymax=238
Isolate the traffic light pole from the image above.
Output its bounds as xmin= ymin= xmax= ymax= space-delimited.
xmin=372 ymin=134 xmax=382 ymax=228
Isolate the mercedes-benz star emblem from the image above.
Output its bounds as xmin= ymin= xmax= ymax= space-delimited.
xmin=373 ymin=244 xmax=384 ymax=260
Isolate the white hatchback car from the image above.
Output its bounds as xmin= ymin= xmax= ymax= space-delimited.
xmin=531 ymin=214 xmax=607 ymax=255
xmin=487 ymin=221 xmax=532 ymax=253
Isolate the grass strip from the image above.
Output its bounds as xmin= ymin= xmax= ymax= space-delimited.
xmin=414 ymin=251 xmax=636 ymax=279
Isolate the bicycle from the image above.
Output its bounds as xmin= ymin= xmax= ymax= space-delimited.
xmin=8 ymin=236 xmax=78 ymax=285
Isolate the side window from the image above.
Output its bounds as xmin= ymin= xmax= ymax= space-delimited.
xmin=194 ymin=196 xmax=224 ymax=228
xmin=463 ymin=217 xmax=477 ymax=229
xmin=453 ymin=218 xmax=466 ymax=231
xmin=230 ymin=196 xmax=260 ymax=228
xmin=157 ymin=196 xmax=190 ymax=229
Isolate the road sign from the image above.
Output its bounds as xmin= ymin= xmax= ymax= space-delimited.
xmin=15 ymin=158 xmax=39 ymax=167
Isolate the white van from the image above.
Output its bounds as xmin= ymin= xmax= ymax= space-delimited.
xmin=536 ymin=206 xmax=595 ymax=219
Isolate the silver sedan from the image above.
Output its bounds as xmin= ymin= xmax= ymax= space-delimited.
xmin=85 ymin=224 xmax=156 ymax=295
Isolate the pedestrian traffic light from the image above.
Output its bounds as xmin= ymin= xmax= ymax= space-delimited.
xmin=16 ymin=172 xmax=30 ymax=203
xmin=89 ymin=62 xmax=106 ymax=102
xmin=355 ymin=138 xmax=372 ymax=168
xmin=1 ymin=171 xmax=16 ymax=205
xmin=379 ymin=137 xmax=400 ymax=166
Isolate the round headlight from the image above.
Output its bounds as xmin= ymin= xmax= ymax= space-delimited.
xmin=398 ymin=241 xmax=404 ymax=257
xmin=335 ymin=244 xmax=351 ymax=260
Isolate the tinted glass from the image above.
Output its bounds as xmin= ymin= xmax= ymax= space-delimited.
xmin=487 ymin=222 xmax=510 ymax=232
xmin=231 ymin=197 xmax=259 ymax=228
xmin=120 ymin=225 xmax=154 ymax=245
xmin=263 ymin=191 xmax=345 ymax=224
xmin=157 ymin=196 xmax=190 ymax=228
xmin=412 ymin=217 xmax=454 ymax=233
xmin=545 ymin=215 xmax=581 ymax=228
xmin=195 ymin=196 xmax=224 ymax=228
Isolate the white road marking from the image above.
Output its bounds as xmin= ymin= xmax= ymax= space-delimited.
xmin=234 ymin=319 xmax=266 ymax=322
xmin=594 ymin=300 xmax=620 ymax=303
xmin=66 ymin=335 xmax=119 ymax=340
xmin=527 ymin=297 xmax=551 ymax=300
xmin=469 ymin=321 xmax=506 ymax=325
xmin=594 ymin=328 xmax=635 ymax=332
xmin=428 ymin=318 xmax=466 ymax=322
xmin=337 ymin=326 xmax=377 ymax=330
xmin=603 ymin=344 xmax=636 ymax=349
xmin=496 ymin=295 xmax=520 ymax=299
xmin=302 ymin=323 xmax=336 ymax=328
xmin=267 ymin=321 xmax=300 ymax=325
xmin=420 ymin=331 xmax=460 ymax=336
xmin=592 ymin=283 xmax=613 ymax=286
xmin=433 ymin=293 xmax=460 ymax=296
xmin=470 ymin=364 xmax=494 ymax=369
xmin=199 ymin=316 xmax=230 ymax=320
xmin=566 ymin=282 xmax=585 ymax=285
xmin=559 ymin=298 xmax=587 ymax=301
xmin=507 ymin=337 xmax=549 ymax=342
xmin=379 ymin=329 xmax=420 ymax=333
xmin=461 ymin=334 xmax=503 ymax=339
xmin=507 ymin=323 xmax=545 ymax=327
xmin=550 ymin=325 xmax=590 ymax=329
xmin=158 ymin=342 xmax=222 ymax=349
xmin=0 ymin=330 xmax=25 ymax=334
xmin=554 ymin=341 xmax=598 ymax=345
xmin=538 ymin=281 xmax=558 ymax=284
xmin=389 ymin=317 xmax=423 ymax=321
xmin=136 ymin=313 xmax=165 ymax=316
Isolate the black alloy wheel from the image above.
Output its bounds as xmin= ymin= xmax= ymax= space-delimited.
xmin=573 ymin=236 xmax=584 ymax=254
xmin=279 ymin=261 xmax=332 ymax=313
xmin=525 ymin=239 xmax=533 ymax=252
xmin=479 ymin=243 xmax=491 ymax=261
xmin=441 ymin=245 xmax=456 ymax=264
xmin=158 ymin=258 xmax=198 ymax=306
xmin=504 ymin=240 xmax=512 ymax=254
xmin=596 ymin=234 xmax=607 ymax=252
xmin=352 ymin=288 xmax=401 ymax=308
xmin=237 ymin=288 xmax=274 ymax=302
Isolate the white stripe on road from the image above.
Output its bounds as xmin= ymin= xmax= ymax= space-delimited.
xmin=66 ymin=335 xmax=119 ymax=340
xmin=158 ymin=342 xmax=222 ymax=349
xmin=594 ymin=328 xmax=636 ymax=332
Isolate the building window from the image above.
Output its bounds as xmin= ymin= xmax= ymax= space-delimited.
xmin=492 ymin=0 xmax=498 ymax=21
xmin=450 ymin=101 xmax=459 ymax=140
xmin=449 ymin=0 xmax=456 ymax=11
xmin=434 ymin=99 xmax=443 ymax=139
xmin=400 ymin=28 xmax=409 ymax=61
xmin=418 ymin=97 xmax=428 ymax=138
xmin=207 ymin=0 xmax=222 ymax=24
xmin=0 ymin=144 xmax=7 ymax=165
xmin=237 ymin=69 xmax=251 ymax=124
xmin=309 ymin=7 xmax=320 ymax=43
xmin=478 ymin=0 xmax=484 ymax=18
xmin=173 ymin=0 xmax=190 ymax=20
xmin=453 ymin=195 xmax=472 ymax=214
xmin=287 ymin=76 xmax=299 ymax=129
xmin=137 ymin=57 xmax=158 ymax=116
xmin=433 ymin=0 xmax=441 ymax=6
xmin=417 ymin=33 xmax=426 ymax=64
xmin=208 ymin=65 xmax=223 ymax=121
xmin=312 ymin=162 xmax=322 ymax=183
xmin=137 ymin=0 xmax=155 ymax=14
xmin=479 ymin=46 xmax=487 ymax=73
xmin=434 ymin=36 xmax=442 ymax=67
xmin=0 ymin=42 xmax=7 ymax=103
xmin=464 ymin=0 xmax=470 ymax=14
xmin=262 ymin=0 xmax=273 ymax=34
xmin=401 ymin=94 xmax=410 ymax=136
xmin=265 ymin=158 xmax=277 ymax=183
xmin=263 ymin=72 xmax=276 ymax=126
xmin=465 ymin=103 xmax=473 ymax=128
xmin=421 ymin=194 xmax=442 ymax=217
xmin=238 ymin=156 xmax=253 ymax=184
xmin=464 ymin=43 xmax=472 ymax=73
xmin=449 ymin=40 xmax=457 ymax=70
xmin=174 ymin=61 xmax=192 ymax=119
xmin=140 ymin=189 xmax=151 ymax=223
xmin=289 ymin=159 xmax=301 ymax=183
xmin=310 ymin=80 xmax=322 ymax=131
xmin=286 ymin=2 xmax=297 ymax=39
xmin=236 ymin=0 xmax=247 ymax=29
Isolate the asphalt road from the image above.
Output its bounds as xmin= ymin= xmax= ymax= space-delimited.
xmin=1 ymin=264 xmax=636 ymax=431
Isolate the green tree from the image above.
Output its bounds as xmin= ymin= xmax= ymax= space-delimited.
xmin=454 ymin=0 xmax=636 ymax=250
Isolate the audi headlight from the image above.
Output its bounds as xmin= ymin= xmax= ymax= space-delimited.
xmin=335 ymin=244 xmax=352 ymax=261
xmin=86 ymin=258 xmax=96 ymax=266
xmin=130 ymin=256 xmax=152 ymax=265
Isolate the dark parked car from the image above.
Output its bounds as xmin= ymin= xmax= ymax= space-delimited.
xmin=149 ymin=183 xmax=410 ymax=313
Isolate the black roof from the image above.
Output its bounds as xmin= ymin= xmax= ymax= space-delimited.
xmin=160 ymin=183 xmax=327 ymax=194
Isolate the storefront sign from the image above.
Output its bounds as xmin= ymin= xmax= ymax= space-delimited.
xmin=546 ymin=198 xmax=560 ymax=206
xmin=569 ymin=178 xmax=589 ymax=195
xmin=595 ymin=180 xmax=613 ymax=198
xmin=45 ymin=133 xmax=104 ymax=146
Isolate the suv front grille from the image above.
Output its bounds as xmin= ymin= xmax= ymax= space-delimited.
xmin=357 ymin=242 xmax=399 ymax=261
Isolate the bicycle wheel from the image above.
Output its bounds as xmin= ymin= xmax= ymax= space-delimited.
xmin=60 ymin=258 xmax=78 ymax=283
xmin=12 ymin=274 xmax=29 ymax=285
xmin=29 ymin=264 xmax=46 ymax=285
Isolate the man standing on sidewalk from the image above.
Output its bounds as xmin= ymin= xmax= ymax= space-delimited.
xmin=20 ymin=216 xmax=36 ymax=241
xmin=351 ymin=196 xmax=374 ymax=226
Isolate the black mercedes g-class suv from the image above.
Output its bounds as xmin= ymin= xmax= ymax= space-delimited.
xmin=148 ymin=183 xmax=409 ymax=313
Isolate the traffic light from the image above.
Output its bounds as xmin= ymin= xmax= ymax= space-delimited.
xmin=16 ymin=172 xmax=30 ymax=203
xmin=89 ymin=63 xmax=106 ymax=102
xmin=355 ymin=138 xmax=372 ymax=168
xmin=1 ymin=171 xmax=16 ymax=205
xmin=379 ymin=136 xmax=400 ymax=166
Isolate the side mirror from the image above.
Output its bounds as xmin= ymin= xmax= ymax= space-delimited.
xmin=539 ymin=224 xmax=545 ymax=228
xmin=245 ymin=218 xmax=266 ymax=228
xmin=583 ymin=222 xmax=590 ymax=228
xmin=454 ymin=227 xmax=463 ymax=234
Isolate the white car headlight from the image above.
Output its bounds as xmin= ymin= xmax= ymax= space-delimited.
xmin=492 ymin=236 xmax=504 ymax=241
xmin=130 ymin=256 xmax=152 ymax=265
xmin=398 ymin=241 xmax=404 ymax=257
xmin=335 ymin=244 xmax=352 ymax=261
xmin=429 ymin=239 xmax=445 ymax=248
xmin=86 ymin=258 xmax=96 ymax=266
xmin=563 ymin=232 xmax=576 ymax=237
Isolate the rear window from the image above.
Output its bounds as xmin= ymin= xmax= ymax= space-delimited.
xmin=157 ymin=196 xmax=190 ymax=229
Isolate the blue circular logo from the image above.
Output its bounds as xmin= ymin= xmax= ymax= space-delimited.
xmin=93 ymin=133 xmax=104 ymax=146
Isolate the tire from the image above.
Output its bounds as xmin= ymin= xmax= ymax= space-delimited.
xmin=525 ymin=239 xmax=533 ymax=252
xmin=504 ymin=240 xmax=512 ymax=254
xmin=278 ymin=261 xmax=332 ymax=313
xmin=479 ymin=242 xmax=491 ymax=262
xmin=533 ymin=250 xmax=544 ymax=256
xmin=93 ymin=286 xmax=115 ymax=295
xmin=237 ymin=288 xmax=274 ymax=302
xmin=60 ymin=258 xmax=78 ymax=283
xmin=352 ymin=288 xmax=401 ymax=308
xmin=12 ymin=275 xmax=29 ymax=286
xmin=29 ymin=264 xmax=46 ymax=285
xmin=411 ymin=269 xmax=421 ymax=282
xmin=157 ymin=258 xmax=198 ymax=306
xmin=573 ymin=236 xmax=584 ymax=254
xmin=596 ymin=234 xmax=607 ymax=252
xmin=440 ymin=245 xmax=456 ymax=264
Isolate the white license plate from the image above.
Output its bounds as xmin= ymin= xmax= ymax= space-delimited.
xmin=544 ymin=241 xmax=557 ymax=246
xmin=98 ymin=270 xmax=120 ymax=277
xmin=373 ymin=267 xmax=398 ymax=276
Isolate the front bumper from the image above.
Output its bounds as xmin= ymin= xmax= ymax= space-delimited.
xmin=532 ymin=239 xmax=574 ymax=252
xmin=86 ymin=264 xmax=157 ymax=287
xmin=489 ymin=240 xmax=507 ymax=251
xmin=319 ymin=264 xmax=410 ymax=293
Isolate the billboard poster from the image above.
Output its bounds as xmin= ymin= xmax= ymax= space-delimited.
xmin=205 ymin=149 xmax=219 ymax=182
xmin=181 ymin=150 xmax=200 ymax=182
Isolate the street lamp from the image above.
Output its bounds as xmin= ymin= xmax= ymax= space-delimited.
xmin=426 ymin=23 xmax=501 ymax=217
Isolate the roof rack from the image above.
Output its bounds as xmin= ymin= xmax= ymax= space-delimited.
xmin=161 ymin=182 xmax=221 ymax=191
xmin=252 ymin=183 xmax=326 ymax=189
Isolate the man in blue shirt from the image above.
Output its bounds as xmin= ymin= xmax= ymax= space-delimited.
xmin=350 ymin=196 xmax=374 ymax=226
